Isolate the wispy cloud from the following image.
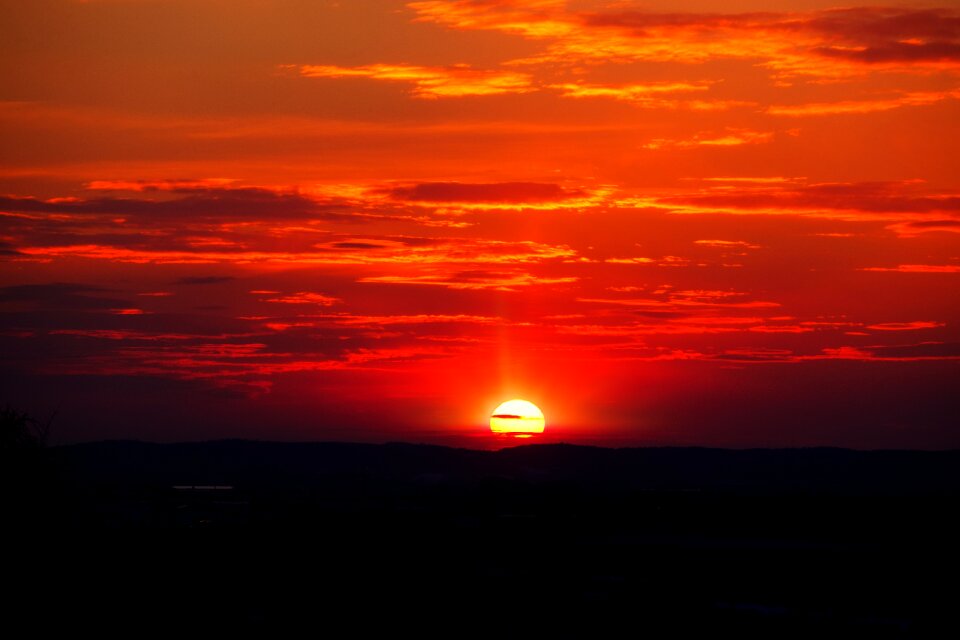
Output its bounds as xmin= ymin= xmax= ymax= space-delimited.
xmin=866 ymin=321 xmax=945 ymax=331
xmin=653 ymin=180 xmax=960 ymax=222
xmin=174 ymin=276 xmax=237 ymax=286
xmin=860 ymin=264 xmax=960 ymax=273
xmin=694 ymin=240 xmax=761 ymax=249
xmin=294 ymin=63 xmax=534 ymax=98
xmin=0 ymin=187 xmax=352 ymax=222
xmin=644 ymin=129 xmax=773 ymax=149
xmin=768 ymin=89 xmax=960 ymax=116
xmin=86 ymin=178 xmax=238 ymax=192
xmin=359 ymin=269 xmax=577 ymax=291
xmin=262 ymin=292 xmax=340 ymax=306
xmin=885 ymin=220 xmax=960 ymax=237
xmin=17 ymin=237 xmax=579 ymax=266
xmin=408 ymin=3 xmax=960 ymax=79
xmin=547 ymin=81 xmax=747 ymax=110
xmin=383 ymin=181 xmax=585 ymax=204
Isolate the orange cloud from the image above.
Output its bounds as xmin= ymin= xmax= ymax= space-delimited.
xmin=694 ymin=240 xmax=761 ymax=249
xmin=604 ymin=255 xmax=703 ymax=267
xmin=358 ymin=270 xmax=577 ymax=292
xmin=644 ymin=129 xmax=773 ymax=149
xmin=408 ymin=3 xmax=960 ymax=81
xmin=577 ymin=297 xmax=780 ymax=310
xmin=866 ymin=321 xmax=946 ymax=331
xmin=294 ymin=63 xmax=534 ymax=98
xmin=550 ymin=80 xmax=755 ymax=111
xmin=263 ymin=292 xmax=340 ymax=306
xmin=17 ymin=236 xmax=578 ymax=266
xmin=748 ymin=325 xmax=815 ymax=334
xmin=86 ymin=179 xmax=237 ymax=192
xmin=382 ymin=181 xmax=585 ymax=204
xmin=407 ymin=1 xmax=571 ymax=39
xmin=604 ymin=257 xmax=655 ymax=265
xmin=768 ymin=89 xmax=960 ymax=116
xmin=554 ymin=323 xmax=742 ymax=337
xmin=547 ymin=81 xmax=743 ymax=110
xmin=370 ymin=181 xmax=612 ymax=211
xmin=319 ymin=314 xmax=502 ymax=326
xmin=885 ymin=220 xmax=960 ymax=237
xmin=814 ymin=344 xmax=960 ymax=361
xmin=702 ymin=177 xmax=803 ymax=184
xmin=550 ymin=81 xmax=709 ymax=99
xmin=653 ymin=180 xmax=960 ymax=222
xmin=860 ymin=264 xmax=960 ymax=273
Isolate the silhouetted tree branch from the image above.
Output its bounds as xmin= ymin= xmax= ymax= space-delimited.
xmin=1 ymin=405 xmax=50 ymax=451
xmin=2 ymin=405 xmax=60 ymax=530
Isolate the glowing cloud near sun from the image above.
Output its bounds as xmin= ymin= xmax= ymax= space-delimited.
xmin=490 ymin=399 xmax=546 ymax=436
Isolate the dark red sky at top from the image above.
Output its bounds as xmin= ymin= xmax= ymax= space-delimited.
xmin=1 ymin=0 xmax=958 ymax=448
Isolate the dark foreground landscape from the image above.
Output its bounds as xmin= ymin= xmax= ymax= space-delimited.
xmin=9 ymin=439 xmax=960 ymax=636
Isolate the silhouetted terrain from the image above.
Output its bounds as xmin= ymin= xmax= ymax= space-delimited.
xmin=10 ymin=441 xmax=960 ymax=635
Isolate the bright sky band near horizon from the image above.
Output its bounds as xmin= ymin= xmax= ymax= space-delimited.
xmin=1 ymin=0 xmax=958 ymax=448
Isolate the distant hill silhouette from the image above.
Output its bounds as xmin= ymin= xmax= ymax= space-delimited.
xmin=11 ymin=440 xmax=960 ymax=635
xmin=54 ymin=440 xmax=960 ymax=496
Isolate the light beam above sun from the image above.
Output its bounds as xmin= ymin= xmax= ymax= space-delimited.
xmin=490 ymin=399 xmax=545 ymax=436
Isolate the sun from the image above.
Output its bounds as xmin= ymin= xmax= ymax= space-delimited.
xmin=490 ymin=399 xmax=545 ymax=436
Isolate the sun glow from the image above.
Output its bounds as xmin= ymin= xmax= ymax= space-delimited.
xmin=490 ymin=399 xmax=545 ymax=436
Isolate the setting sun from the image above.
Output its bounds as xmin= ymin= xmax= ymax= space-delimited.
xmin=490 ymin=399 xmax=545 ymax=436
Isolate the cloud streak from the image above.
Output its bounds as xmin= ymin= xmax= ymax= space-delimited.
xmin=383 ymin=181 xmax=585 ymax=203
xmin=295 ymin=63 xmax=534 ymax=98
xmin=0 ymin=187 xmax=352 ymax=222
xmin=768 ymin=89 xmax=960 ymax=116
xmin=653 ymin=181 xmax=960 ymax=221
xmin=408 ymin=3 xmax=960 ymax=80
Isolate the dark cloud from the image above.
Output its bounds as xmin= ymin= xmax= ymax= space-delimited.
xmin=0 ymin=188 xmax=352 ymax=221
xmin=0 ymin=241 xmax=22 ymax=256
xmin=448 ymin=269 xmax=516 ymax=281
xmin=816 ymin=41 xmax=960 ymax=63
xmin=804 ymin=8 xmax=960 ymax=43
xmin=385 ymin=182 xmax=584 ymax=203
xmin=331 ymin=242 xmax=388 ymax=250
xmin=582 ymin=7 xmax=960 ymax=64
xmin=661 ymin=181 xmax=960 ymax=214
xmin=630 ymin=310 xmax=690 ymax=319
xmin=313 ymin=235 xmax=447 ymax=252
xmin=0 ymin=283 xmax=127 ymax=310
xmin=901 ymin=220 xmax=960 ymax=229
xmin=0 ymin=308 xmax=259 ymax=335
xmin=711 ymin=351 xmax=793 ymax=362
xmin=582 ymin=11 xmax=776 ymax=32
xmin=173 ymin=276 xmax=238 ymax=286
xmin=391 ymin=236 xmax=446 ymax=247
xmin=867 ymin=342 xmax=960 ymax=359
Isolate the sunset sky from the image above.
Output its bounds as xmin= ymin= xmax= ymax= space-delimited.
xmin=2 ymin=0 xmax=958 ymax=447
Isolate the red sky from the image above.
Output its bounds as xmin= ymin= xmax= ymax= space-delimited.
xmin=2 ymin=0 xmax=958 ymax=448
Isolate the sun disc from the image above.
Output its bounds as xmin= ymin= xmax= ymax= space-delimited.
xmin=490 ymin=399 xmax=545 ymax=435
